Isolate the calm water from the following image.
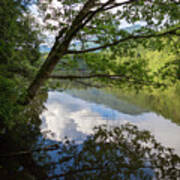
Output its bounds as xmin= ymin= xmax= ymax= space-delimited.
xmin=40 ymin=89 xmax=180 ymax=155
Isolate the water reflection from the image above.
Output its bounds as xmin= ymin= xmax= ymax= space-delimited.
xmin=40 ymin=91 xmax=180 ymax=155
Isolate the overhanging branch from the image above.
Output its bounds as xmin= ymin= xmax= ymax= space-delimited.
xmin=50 ymin=74 xmax=164 ymax=87
xmin=50 ymin=74 xmax=125 ymax=80
xmin=66 ymin=27 xmax=180 ymax=54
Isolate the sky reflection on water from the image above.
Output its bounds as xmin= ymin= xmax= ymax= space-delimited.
xmin=40 ymin=91 xmax=180 ymax=155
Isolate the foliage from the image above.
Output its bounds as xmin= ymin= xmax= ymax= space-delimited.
xmin=0 ymin=0 xmax=49 ymax=178
xmin=50 ymin=34 xmax=179 ymax=92
xmin=24 ymin=0 xmax=180 ymax=102
xmin=0 ymin=0 xmax=43 ymax=128
xmin=47 ymin=124 xmax=180 ymax=179
xmin=0 ymin=76 xmax=21 ymax=129
xmin=0 ymin=0 xmax=42 ymax=83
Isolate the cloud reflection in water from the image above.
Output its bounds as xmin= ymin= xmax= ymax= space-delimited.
xmin=40 ymin=91 xmax=180 ymax=155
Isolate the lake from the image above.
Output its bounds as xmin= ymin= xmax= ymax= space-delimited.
xmin=40 ymin=88 xmax=180 ymax=155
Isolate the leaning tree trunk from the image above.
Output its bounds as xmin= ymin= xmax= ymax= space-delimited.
xmin=25 ymin=42 xmax=68 ymax=104
xmin=23 ymin=0 xmax=97 ymax=105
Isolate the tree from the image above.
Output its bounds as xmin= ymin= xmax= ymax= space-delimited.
xmin=24 ymin=0 xmax=180 ymax=104
xmin=0 ymin=0 xmax=44 ymax=128
xmin=0 ymin=1 xmax=49 ymax=178
xmin=0 ymin=0 xmax=41 ymax=79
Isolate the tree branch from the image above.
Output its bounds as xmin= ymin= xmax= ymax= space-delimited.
xmin=73 ymin=0 xmax=115 ymax=35
xmin=50 ymin=74 xmax=125 ymax=80
xmin=23 ymin=0 xmax=98 ymax=104
xmin=104 ymin=0 xmax=180 ymax=12
xmin=102 ymin=0 xmax=137 ymax=11
xmin=50 ymin=74 xmax=164 ymax=87
xmin=67 ymin=27 xmax=180 ymax=54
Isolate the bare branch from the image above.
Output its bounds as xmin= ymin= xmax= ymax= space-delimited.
xmin=50 ymin=74 xmax=125 ymax=80
xmin=50 ymin=74 xmax=164 ymax=86
xmin=67 ymin=27 xmax=180 ymax=54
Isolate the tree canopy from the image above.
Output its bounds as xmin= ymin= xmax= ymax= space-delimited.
xmin=21 ymin=0 xmax=180 ymax=104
